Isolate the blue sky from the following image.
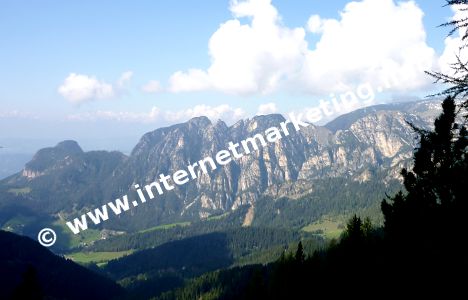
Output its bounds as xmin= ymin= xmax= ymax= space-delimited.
xmin=0 ymin=0 xmax=460 ymax=150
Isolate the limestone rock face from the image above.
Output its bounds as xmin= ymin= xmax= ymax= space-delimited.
xmin=104 ymin=101 xmax=439 ymax=222
xmin=3 ymin=100 xmax=443 ymax=229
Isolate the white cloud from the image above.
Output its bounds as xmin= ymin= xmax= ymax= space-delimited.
xmin=58 ymin=71 xmax=133 ymax=104
xmin=0 ymin=110 xmax=39 ymax=119
xmin=306 ymin=15 xmax=323 ymax=33
xmin=68 ymin=107 xmax=161 ymax=123
xmin=165 ymin=104 xmax=245 ymax=123
xmin=438 ymin=4 xmax=468 ymax=77
xmin=256 ymin=102 xmax=277 ymax=115
xmin=117 ymin=71 xmax=134 ymax=88
xmin=58 ymin=73 xmax=115 ymax=104
xmin=300 ymin=0 xmax=436 ymax=94
xmin=67 ymin=105 xmax=245 ymax=124
xmin=168 ymin=0 xmax=436 ymax=96
xmin=169 ymin=69 xmax=212 ymax=93
xmin=169 ymin=0 xmax=307 ymax=95
xmin=142 ymin=80 xmax=163 ymax=93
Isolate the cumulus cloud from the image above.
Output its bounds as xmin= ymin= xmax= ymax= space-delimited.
xmin=165 ymin=104 xmax=245 ymax=123
xmin=168 ymin=0 xmax=436 ymax=96
xmin=142 ymin=80 xmax=163 ymax=93
xmin=58 ymin=71 xmax=133 ymax=104
xmin=306 ymin=15 xmax=323 ymax=33
xmin=67 ymin=104 xmax=245 ymax=124
xmin=58 ymin=73 xmax=115 ymax=104
xmin=300 ymin=0 xmax=436 ymax=93
xmin=438 ymin=4 xmax=468 ymax=77
xmin=169 ymin=0 xmax=307 ymax=95
xmin=256 ymin=102 xmax=277 ymax=115
xmin=169 ymin=70 xmax=211 ymax=93
xmin=68 ymin=107 xmax=161 ymax=123
xmin=117 ymin=71 xmax=134 ymax=88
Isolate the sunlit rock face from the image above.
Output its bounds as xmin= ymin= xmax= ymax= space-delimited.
xmin=5 ymin=100 xmax=442 ymax=229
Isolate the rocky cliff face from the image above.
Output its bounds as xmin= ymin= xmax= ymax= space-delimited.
xmin=0 ymin=100 xmax=443 ymax=229
xmin=100 ymin=100 xmax=440 ymax=224
xmin=21 ymin=140 xmax=84 ymax=178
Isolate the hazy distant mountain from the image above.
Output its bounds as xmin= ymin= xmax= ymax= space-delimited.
xmin=0 ymin=99 xmax=443 ymax=232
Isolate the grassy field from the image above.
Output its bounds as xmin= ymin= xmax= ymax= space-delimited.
xmin=139 ymin=221 xmax=191 ymax=233
xmin=53 ymin=220 xmax=102 ymax=248
xmin=302 ymin=218 xmax=344 ymax=240
xmin=207 ymin=212 xmax=230 ymax=221
xmin=1 ymin=214 xmax=36 ymax=231
xmin=8 ymin=187 xmax=31 ymax=195
xmin=67 ymin=250 xmax=133 ymax=266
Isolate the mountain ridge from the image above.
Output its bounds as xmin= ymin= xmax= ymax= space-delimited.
xmin=0 ymin=99 xmax=443 ymax=234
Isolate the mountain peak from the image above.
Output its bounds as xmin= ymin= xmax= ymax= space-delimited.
xmin=188 ymin=116 xmax=212 ymax=127
xmin=1 ymin=99 xmax=443 ymax=231
xmin=55 ymin=140 xmax=83 ymax=154
xmin=324 ymin=99 xmax=442 ymax=133
xmin=252 ymin=113 xmax=285 ymax=123
xmin=215 ymin=119 xmax=228 ymax=131
xmin=23 ymin=140 xmax=83 ymax=174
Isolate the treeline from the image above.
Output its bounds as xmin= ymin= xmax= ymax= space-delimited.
xmin=88 ymin=207 xmax=248 ymax=252
xmin=253 ymin=175 xmax=401 ymax=229
xmin=89 ymin=175 xmax=397 ymax=253
xmin=99 ymin=227 xmax=323 ymax=299
xmin=103 ymin=227 xmax=319 ymax=280
xmin=155 ymin=220 xmax=381 ymax=300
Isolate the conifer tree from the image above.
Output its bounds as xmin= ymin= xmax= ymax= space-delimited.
xmin=295 ymin=241 xmax=305 ymax=264
xmin=381 ymin=96 xmax=467 ymax=251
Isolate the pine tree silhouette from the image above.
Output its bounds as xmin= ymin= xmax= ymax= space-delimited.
xmin=381 ymin=96 xmax=467 ymax=294
xmin=294 ymin=241 xmax=305 ymax=264
xmin=382 ymin=97 xmax=467 ymax=247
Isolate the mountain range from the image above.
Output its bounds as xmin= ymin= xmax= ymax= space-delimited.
xmin=0 ymin=99 xmax=443 ymax=237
